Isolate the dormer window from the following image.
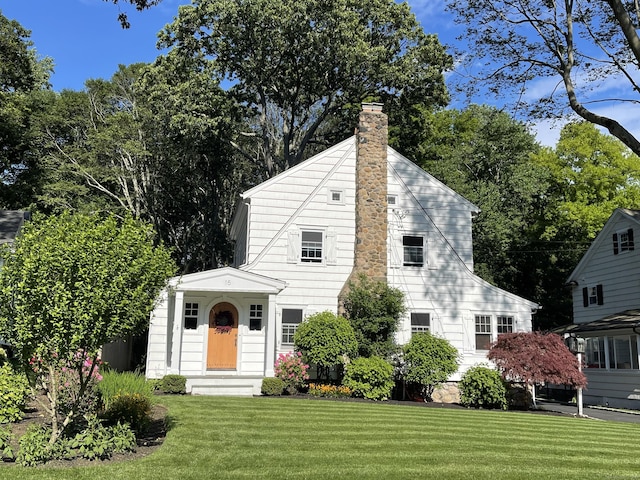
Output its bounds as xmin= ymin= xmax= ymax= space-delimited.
xmin=613 ymin=228 xmax=634 ymax=254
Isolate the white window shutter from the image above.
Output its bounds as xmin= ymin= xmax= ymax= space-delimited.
xmin=326 ymin=229 xmax=337 ymax=265
xmin=390 ymin=233 xmax=401 ymax=268
xmin=287 ymin=230 xmax=300 ymax=263
xmin=427 ymin=232 xmax=438 ymax=270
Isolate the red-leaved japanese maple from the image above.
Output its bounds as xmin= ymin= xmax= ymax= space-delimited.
xmin=488 ymin=332 xmax=587 ymax=406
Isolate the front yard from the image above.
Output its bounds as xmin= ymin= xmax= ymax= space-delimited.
xmin=3 ymin=395 xmax=639 ymax=479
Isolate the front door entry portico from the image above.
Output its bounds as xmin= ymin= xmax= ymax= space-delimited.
xmin=207 ymin=302 xmax=238 ymax=369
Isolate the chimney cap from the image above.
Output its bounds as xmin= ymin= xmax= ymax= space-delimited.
xmin=361 ymin=102 xmax=384 ymax=113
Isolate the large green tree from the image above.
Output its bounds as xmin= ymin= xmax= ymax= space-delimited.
xmin=160 ymin=0 xmax=452 ymax=178
xmin=447 ymin=0 xmax=640 ymax=156
xmin=36 ymin=62 xmax=247 ymax=271
xmin=0 ymin=213 xmax=176 ymax=444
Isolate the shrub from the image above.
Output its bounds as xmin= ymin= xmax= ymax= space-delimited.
xmin=261 ymin=377 xmax=284 ymax=396
xmin=102 ymin=392 xmax=152 ymax=432
xmin=342 ymin=274 xmax=406 ymax=358
xmin=402 ymin=332 xmax=459 ymax=401
xmin=307 ymin=383 xmax=353 ymax=398
xmin=293 ymin=311 xmax=358 ymax=379
xmin=343 ymin=356 xmax=394 ymax=401
xmin=274 ymin=352 xmax=309 ymax=394
xmin=459 ymin=365 xmax=508 ymax=410
xmin=0 ymin=364 xmax=31 ymax=423
xmin=98 ymin=370 xmax=154 ymax=410
xmin=56 ymin=355 xmax=104 ymax=419
xmin=159 ymin=374 xmax=187 ymax=394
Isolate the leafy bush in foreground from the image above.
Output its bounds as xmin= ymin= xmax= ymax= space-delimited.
xmin=343 ymin=356 xmax=394 ymax=400
xmin=459 ymin=365 xmax=507 ymax=410
xmin=0 ymin=364 xmax=31 ymax=423
xmin=261 ymin=377 xmax=284 ymax=396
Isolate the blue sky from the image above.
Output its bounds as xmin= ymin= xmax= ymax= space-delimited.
xmin=0 ymin=0 xmax=589 ymax=147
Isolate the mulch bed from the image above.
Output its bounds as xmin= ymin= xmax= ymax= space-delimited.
xmin=2 ymin=396 xmax=168 ymax=468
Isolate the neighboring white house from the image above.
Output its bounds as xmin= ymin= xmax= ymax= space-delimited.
xmin=564 ymin=208 xmax=640 ymax=409
xmin=146 ymin=104 xmax=538 ymax=396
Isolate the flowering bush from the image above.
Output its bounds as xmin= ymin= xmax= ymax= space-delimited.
xmin=274 ymin=352 xmax=309 ymax=394
xmin=56 ymin=353 xmax=103 ymax=418
xmin=308 ymin=383 xmax=352 ymax=398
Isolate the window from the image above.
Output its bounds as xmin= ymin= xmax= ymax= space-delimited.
xmin=475 ymin=315 xmax=492 ymax=350
xmin=582 ymin=285 xmax=603 ymax=307
xmin=387 ymin=195 xmax=397 ymax=206
xmin=249 ymin=304 xmax=263 ymax=331
xmin=403 ymin=235 xmax=424 ymax=267
xmin=184 ymin=302 xmax=199 ymax=330
xmin=328 ymin=189 xmax=343 ymax=204
xmin=301 ymin=231 xmax=323 ymax=263
xmin=497 ymin=316 xmax=513 ymax=334
xmin=613 ymin=228 xmax=634 ymax=254
xmin=608 ymin=336 xmax=638 ymax=369
xmin=411 ymin=313 xmax=430 ymax=335
xmin=282 ymin=308 xmax=303 ymax=344
xmin=585 ymin=337 xmax=605 ymax=369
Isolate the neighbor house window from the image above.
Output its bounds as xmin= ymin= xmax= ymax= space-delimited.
xmin=403 ymin=235 xmax=424 ymax=267
xmin=613 ymin=228 xmax=634 ymax=254
xmin=585 ymin=337 xmax=606 ymax=369
xmin=387 ymin=195 xmax=397 ymax=206
xmin=411 ymin=313 xmax=430 ymax=335
xmin=608 ymin=336 xmax=638 ymax=369
xmin=301 ymin=231 xmax=323 ymax=263
xmin=184 ymin=302 xmax=199 ymax=330
xmin=497 ymin=316 xmax=513 ymax=334
xmin=282 ymin=308 xmax=303 ymax=344
xmin=475 ymin=315 xmax=492 ymax=350
xmin=582 ymin=285 xmax=603 ymax=307
xmin=249 ymin=304 xmax=263 ymax=331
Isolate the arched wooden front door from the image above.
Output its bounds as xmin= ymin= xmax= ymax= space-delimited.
xmin=207 ymin=302 xmax=238 ymax=369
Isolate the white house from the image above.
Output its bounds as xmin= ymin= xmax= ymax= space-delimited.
xmin=564 ymin=208 xmax=640 ymax=409
xmin=145 ymin=103 xmax=538 ymax=396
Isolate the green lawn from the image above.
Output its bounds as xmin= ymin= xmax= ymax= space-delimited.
xmin=2 ymin=396 xmax=640 ymax=479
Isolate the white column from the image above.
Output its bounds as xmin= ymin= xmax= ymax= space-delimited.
xmin=577 ymin=352 xmax=584 ymax=417
xmin=170 ymin=291 xmax=185 ymax=374
xmin=264 ymin=294 xmax=278 ymax=377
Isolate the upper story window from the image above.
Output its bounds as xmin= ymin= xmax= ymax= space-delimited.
xmin=282 ymin=308 xmax=303 ymax=344
xmin=387 ymin=195 xmax=397 ymax=206
xmin=497 ymin=316 xmax=513 ymax=334
xmin=475 ymin=315 xmax=492 ymax=350
xmin=403 ymin=235 xmax=424 ymax=267
xmin=411 ymin=313 xmax=430 ymax=335
xmin=582 ymin=285 xmax=603 ymax=307
xmin=301 ymin=231 xmax=323 ymax=263
xmin=184 ymin=302 xmax=199 ymax=330
xmin=249 ymin=304 xmax=263 ymax=331
xmin=613 ymin=228 xmax=634 ymax=254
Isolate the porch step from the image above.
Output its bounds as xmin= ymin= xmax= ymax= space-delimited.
xmin=186 ymin=376 xmax=263 ymax=397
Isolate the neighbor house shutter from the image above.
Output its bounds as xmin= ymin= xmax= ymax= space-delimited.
xmin=613 ymin=233 xmax=619 ymax=254
xmin=287 ymin=230 xmax=300 ymax=263
xmin=597 ymin=284 xmax=604 ymax=305
xmin=628 ymin=228 xmax=635 ymax=251
xmin=582 ymin=287 xmax=589 ymax=307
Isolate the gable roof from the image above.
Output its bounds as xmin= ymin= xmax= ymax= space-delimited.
xmin=170 ymin=267 xmax=287 ymax=294
xmin=566 ymin=208 xmax=640 ymax=283
xmin=0 ymin=211 xmax=29 ymax=244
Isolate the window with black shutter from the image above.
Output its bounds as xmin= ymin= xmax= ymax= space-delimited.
xmin=614 ymin=228 xmax=635 ymax=254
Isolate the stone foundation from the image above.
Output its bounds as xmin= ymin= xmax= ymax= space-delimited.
xmin=431 ymin=381 xmax=461 ymax=404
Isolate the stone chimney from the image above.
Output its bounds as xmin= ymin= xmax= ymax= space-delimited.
xmin=339 ymin=103 xmax=388 ymax=308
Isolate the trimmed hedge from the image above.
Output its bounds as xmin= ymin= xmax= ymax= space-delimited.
xmin=261 ymin=377 xmax=284 ymax=396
